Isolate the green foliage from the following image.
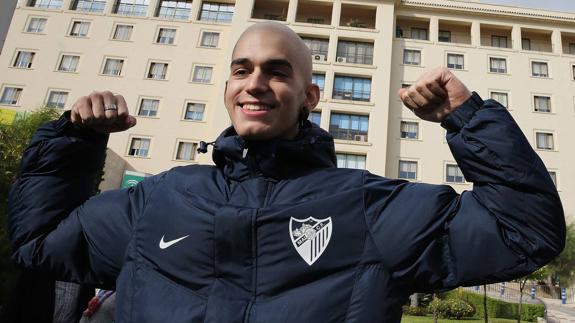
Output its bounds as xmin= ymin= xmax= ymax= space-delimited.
xmin=0 ymin=108 xmax=60 ymax=307
xmin=428 ymin=297 xmax=475 ymax=319
xmin=402 ymin=305 xmax=428 ymax=316
xmin=547 ymin=223 xmax=575 ymax=287
xmin=444 ymin=290 xmax=545 ymax=322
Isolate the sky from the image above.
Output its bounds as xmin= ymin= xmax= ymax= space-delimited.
xmin=480 ymin=0 xmax=575 ymax=13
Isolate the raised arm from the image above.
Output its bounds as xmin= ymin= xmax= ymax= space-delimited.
xmin=364 ymin=68 xmax=565 ymax=292
xmin=8 ymin=91 xmax=144 ymax=287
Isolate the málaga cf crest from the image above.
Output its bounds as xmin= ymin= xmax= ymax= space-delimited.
xmin=290 ymin=217 xmax=332 ymax=266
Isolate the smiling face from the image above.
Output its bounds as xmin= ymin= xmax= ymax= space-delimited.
xmin=224 ymin=23 xmax=320 ymax=141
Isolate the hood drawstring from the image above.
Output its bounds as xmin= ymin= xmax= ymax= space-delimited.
xmin=197 ymin=141 xmax=216 ymax=154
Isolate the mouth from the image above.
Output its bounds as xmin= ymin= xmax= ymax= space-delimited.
xmin=239 ymin=102 xmax=274 ymax=111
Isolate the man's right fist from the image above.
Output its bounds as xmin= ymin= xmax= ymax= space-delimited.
xmin=70 ymin=91 xmax=136 ymax=134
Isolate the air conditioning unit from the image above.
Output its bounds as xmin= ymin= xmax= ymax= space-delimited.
xmin=336 ymin=56 xmax=347 ymax=63
xmin=312 ymin=54 xmax=325 ymax=61
xmin=342 ymin=92 xmax=353 ymax=99
xmin=354 ymin=135 xmax=367 ymax=142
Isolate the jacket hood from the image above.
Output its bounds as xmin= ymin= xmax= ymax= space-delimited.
xmin=212 ymin=121 xmax=337 ymax=181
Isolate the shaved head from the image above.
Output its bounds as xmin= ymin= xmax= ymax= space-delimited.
xmin=233 ymin=22 xmax=313 ymax=84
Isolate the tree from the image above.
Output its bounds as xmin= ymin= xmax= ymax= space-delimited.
xmin=0 ymin=108 xmax=60 ymax=310
xmin=516 ymin=267 xmax=547 ymax=323
xmin=546 ymin=224 xmax=575 ymax=289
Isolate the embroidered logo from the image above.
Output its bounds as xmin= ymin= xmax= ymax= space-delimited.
xmin=290 ymin=217 xmax=332 ymax=266
xmin=159 ymin=235 xmax=189 ymax=249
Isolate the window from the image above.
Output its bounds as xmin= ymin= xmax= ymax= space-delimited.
xmin=531 ymin=61 xmax=548 ymax=77
xmin=184 ymin=102 xmax=205 ymax=121
xmin=157 ymin=0 xmax=193 ymax=20
xmin=536 ymin=132 xmax=554 ymax=150
xmin=534 ymin=96 xmax=551 ymax=113
xmin=113 ymin=24 xmax=133 ymax=41
xmin=336 ymin=40 xmax=374 ymax=65
xmin=114 ymin=0 xmax=149 ymax=17
xmin=308 ymin=111 xmax=321 ymax=126
xmin=175 ymin=141 xmax=197 ymax=161
xmin=522 ymin=38 xmax=531 ymax=50
xmin=333 ymin=76 xmax=371 ymax=102
xmin=337 ymin=154 xmax=366 ymax=170
xmin=0 ymin=87 xmax=23 ymax=105
xmin=28 ymin=0 xmax=63 ymax=9
xmin=13 ymin=51 xmax=35 ymax=69
xmin=411 ymin=28 xmax=427 ymax=40
xmin=46 ymin=90 xmax=68 ymax=108
xmin=438 ymin=30 xmax=451 ymax=42
xmin=199 ymin=2 xmax=235 ymax=23
xmin=72 ymin=0 xmax=106 ymax=13
xmin=200 ymin=32 xmax=219 ymax=47
xmin=26 ymin=17 xmax=47 ymax=33
xmin=192 ymin=66 xmax=213 ymax=83
xmin=489 ymin=57 xmax=507 ymax=73
xmin=329 ymin=113 xmax=369 ymax=142
xmin=398 ymin=160 xmax=417 ymax=180
xmin=400 ymin=121 xmax=418 ymax=139
xmin=302 ymin=37 xmax=329 ymax=60
xmin=70 ymin=21 xmax=90 ymax=37
xmin=446 ymin=164 xmax=465 ymax=183
xmin=491 ymin=35 xmax=508 ymax=48
xmin=573 ymin=65 xmax=575 ymax=80
xmin=138 ymin=98 xmax=159 ymax=116
xmin=490 ymin=92 xmax=508 ymax=108
xmin=102 ymin=58 xmax=124 ymax=76
xmin=312 ymin=73 xmax=325 ymax=98
xmin=156 ymin=28 xmax=176 ymax=44
xmin=403 ymin=49 xmax=421 ymax=66
xmin=128 ymin=137 xmax=150 ymax=157
xmin=569 ymin=43 xmax=575 ymax=55
xmin=447 ymin=53 xmax=464 ymax=70
xmin=58 ymin=55 xmax=79 ymax=72
xmin=147 ymin=62 xmax=168 ymax=80
xmin=548 ymin=171 xmax=557 ymax=187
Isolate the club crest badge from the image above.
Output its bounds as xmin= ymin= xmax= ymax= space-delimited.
xmin=290 ymin=217 xmax=332 ymax=266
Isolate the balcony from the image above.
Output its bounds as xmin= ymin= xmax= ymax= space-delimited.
xmin=252 ymin=0 xmax=288 ymax=21
xmin=438 ymin=20 xmax=471 ymax=45
xmin=295 ymin=0 xmax=332 ymax=25
xmin=521 ymin=28 xmax=552 ymax=53
xmin=336 ymin=40 xmax=374 ymax=65
xmin=156 ymin=0 xmax=193 ymax=20
xmin=302 ymin=37 xmax=329 ymax=61
xmin=480 ymin=24 xmax=512 ymax=49
xmin=340 ymin=4 xmax=376 ymax=29
xmin=71 ymin=0 xmax=106 ymax=12
xmin=28 ymin=0 xmax=63 ymax=9
xmin=114 ymin=0 xmax=149 ymax=17
xmin=561 ymin=32 xmax=575 ymax=55
xmin=329 ymin=113 xmax=369 ymax=142
xmin=395 ymin=16 xmax=429 ymax=40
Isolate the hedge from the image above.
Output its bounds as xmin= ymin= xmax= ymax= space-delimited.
xmin=443 ymin=290 xmax=545 ymax=322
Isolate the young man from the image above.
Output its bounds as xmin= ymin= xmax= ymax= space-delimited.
xmin=9 ymin=22 xmax=565 ymax=322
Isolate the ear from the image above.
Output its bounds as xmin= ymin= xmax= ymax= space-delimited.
xmin=303 ymin=83 xmax=320 ymax=114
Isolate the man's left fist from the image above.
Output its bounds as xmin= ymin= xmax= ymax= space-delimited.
xmin=398 ymin=67 xmax=472 ymax=123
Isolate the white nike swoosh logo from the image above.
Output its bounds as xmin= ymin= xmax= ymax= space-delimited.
xmin=159 ymin=235 xmax=190 ymax=249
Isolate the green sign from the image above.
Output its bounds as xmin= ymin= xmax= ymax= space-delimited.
xmin=121 ymin=171 xmax=148 ymax=188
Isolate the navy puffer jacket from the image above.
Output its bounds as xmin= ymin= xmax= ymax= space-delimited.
xmin=9 ymin=93 xmax=565 ymax=322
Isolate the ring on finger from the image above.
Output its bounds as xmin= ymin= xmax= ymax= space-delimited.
xmin=104 ymin=103 xmax=118 ymax=111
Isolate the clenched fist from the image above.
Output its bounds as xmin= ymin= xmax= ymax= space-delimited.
xmin=398 ymin=67 xmax=472 ymax=123
xmin=70 ymin=91 xmax=137 ymax=134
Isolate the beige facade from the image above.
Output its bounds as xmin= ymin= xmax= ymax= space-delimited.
xmin=0 ymin=0 xmax=573 ymax=222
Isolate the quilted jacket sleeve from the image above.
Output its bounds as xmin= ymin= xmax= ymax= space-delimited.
xmin=364 ymin=93 xmax=565 ymax=292
xmin=8 ymin=112 xmax=160 ymax=288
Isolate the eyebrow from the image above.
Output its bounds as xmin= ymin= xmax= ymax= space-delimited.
xmin=230 ymin=58 xmax=294 ymax=71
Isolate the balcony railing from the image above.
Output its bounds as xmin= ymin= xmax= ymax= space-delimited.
xmin=332 ymin=89 xmax=370 ymax=102
xmin=157 ymin=7 xmax=191 ymax=20
xmin=114 ymin=3 xmax=148 ymax=16
xmin=334 ymin=53 xmax=373 ymax=65
xmin=329 ymin=128 xmax=368 ymax=142
xmin=73 ymin=0 xmax=106 ymax=12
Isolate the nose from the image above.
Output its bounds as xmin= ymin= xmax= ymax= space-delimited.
xmin=245 ymin=69 xmax=269 ymax=95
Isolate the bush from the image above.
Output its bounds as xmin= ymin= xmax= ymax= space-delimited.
xmin=427 ymin=297 xmax=475 ymax=319
xmin=402 ymin=305 xmax=427 ymax=316
xmin=443 ymin=290 xmax=545 ymax=322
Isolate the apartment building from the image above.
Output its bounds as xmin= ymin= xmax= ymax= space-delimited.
xmin=0 ymin=0 xmax=573 ymax=222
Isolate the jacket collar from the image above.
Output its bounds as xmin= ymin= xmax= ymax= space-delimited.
xmin=212 ymin=121 xmax=337 ymax=181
